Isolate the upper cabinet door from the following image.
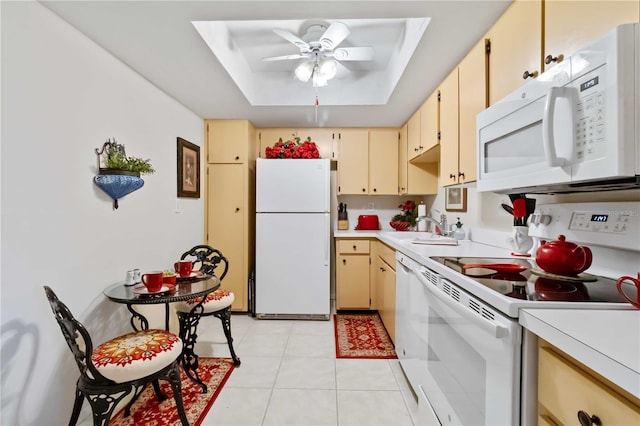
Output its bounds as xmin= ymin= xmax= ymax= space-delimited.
xmin=298 ymin=128 xmax=336 ymax=160
xmin=337 ymin=130 xmax=369 ymax=194
xmin=369 ymin=129 xmax=399 ymax=195
xmin=439 ymin=68 xmax=459 ymax=186
xmin=257 ymin=128 xmax=297 ymax=158
xmin=407 ymin=109 xmax=421 ymax=160
xmin=398 ymin=124 xmax=408 ymax=195
xmin=544 ymin=0 xmax=640 ymax=71
xmin=487 ymin=0 xmax=542 ymax=105
xmin=207 ymin=120 xmax=251 ymax=163
xmin=458 ymin=38 xmax=488 ymax=184
xmin=420 ymin=91 xmax=439 ymax=153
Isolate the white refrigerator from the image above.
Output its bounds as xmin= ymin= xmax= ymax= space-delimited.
xmin=255 ymin=158 xmax=331 ymax=319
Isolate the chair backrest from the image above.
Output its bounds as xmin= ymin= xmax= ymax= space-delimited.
xmin=180 ymin=244 xmax=229 ymax=281
xmin=43 ymin=286 xmax=113 ymax=384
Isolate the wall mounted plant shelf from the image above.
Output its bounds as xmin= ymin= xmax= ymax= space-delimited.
xmin=94 ymin=139 xmax=154 ymax=209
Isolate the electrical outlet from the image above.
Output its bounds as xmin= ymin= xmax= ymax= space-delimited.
xmin=367 ymin=203 xmax=375 ymax=210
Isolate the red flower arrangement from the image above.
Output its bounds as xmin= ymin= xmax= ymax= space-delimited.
xmin=265 ymin=135 xmax=320 ymax=159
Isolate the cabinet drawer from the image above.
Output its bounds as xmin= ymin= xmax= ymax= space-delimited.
xmin=337 ymin=239 xmax=370 ymax=254
xmin=538 ymin=346 xmax=640 ymax=425
xmin=378 ymin=242 xmax=395 ymax=270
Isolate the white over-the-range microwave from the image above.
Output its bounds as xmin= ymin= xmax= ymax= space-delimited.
xmin=476 ymin=23 xmax=639 ymax=194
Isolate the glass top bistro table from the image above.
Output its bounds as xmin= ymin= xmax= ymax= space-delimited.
xmin=104 ymin=275 xmax=220 ymax=392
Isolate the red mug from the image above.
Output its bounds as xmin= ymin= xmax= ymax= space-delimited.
xmin=616 ymin=273 xmax=640 ymax=309
xmin=174 ymin=260 xmax=193 ymax=278
xmin=141 ymin=271 xmax=163 ymax=293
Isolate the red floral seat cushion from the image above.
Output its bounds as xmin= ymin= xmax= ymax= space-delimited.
xmin=174 ymin=288 xmax=234 ymax=313
xmin=91 ymin=329 xmax=182 ymax=383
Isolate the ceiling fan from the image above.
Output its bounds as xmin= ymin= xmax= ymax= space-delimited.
xmin=262 ymin=22 xmax=374 ymax=87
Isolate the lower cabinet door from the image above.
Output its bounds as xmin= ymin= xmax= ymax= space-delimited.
xmin=336 ymin=254 xmax=370 ymax=309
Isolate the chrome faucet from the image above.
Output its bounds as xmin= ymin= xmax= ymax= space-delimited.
xmin=420 ymin=214 xmax=451 ymax=237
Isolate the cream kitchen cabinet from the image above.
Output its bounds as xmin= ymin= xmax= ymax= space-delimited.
xmin=337 ymin=129 xmax=398 ymax=195
xmin=297 ymin=128 xmax=336 ymax=160
xmin=205 ymin=119 xmax=256 ymax=311
xmin=256 ymin=128 xmax=297 ymax=158
xmin=544 ymin=0 xmax=639 ymax=72
xmin=440 ymin=38 xmax=487 ymax=186
xmin=399 ymin=124 xmax=438 ymax=195
xmin=439 ymin=67 xmax=460 ymax=186
xmin=336 ymin=239 xmax=371 ymax=310
xmin=419 ymin=90 xmax=439 ymax=156
xmin=257 ymin=128 xmax=336 ymax=159
xmin=538 ymin=340 xmax=640 ymax=426
xmin=371 ymin=241 xmax=396 ymax=342
xmin=207 ymin=119 xmax=256 ymax=164
xmin=487 ymin=0 xmax=542 ymax=105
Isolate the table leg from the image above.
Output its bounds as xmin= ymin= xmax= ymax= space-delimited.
xmin=178 ymin=303 xmax=208 ymax=393
xmin=126 ymin=304 xmax=149 ymax=331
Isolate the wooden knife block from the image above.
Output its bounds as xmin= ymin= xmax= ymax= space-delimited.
xmin=338 ymin=220 xmax=349 ymax=230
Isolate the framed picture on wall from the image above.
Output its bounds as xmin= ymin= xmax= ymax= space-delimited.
xmin=177 ymin=137 xmax=200 ymax=198
xmin=445 ymin=187 xmax=467 ymax=212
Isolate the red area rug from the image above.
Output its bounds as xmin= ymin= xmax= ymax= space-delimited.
xmin=334 ymin=313 xmax=397 ymax=359
xmin=110 ymin=358 xmax=234 ymax=426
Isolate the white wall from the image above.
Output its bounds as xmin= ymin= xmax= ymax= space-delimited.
xmin=1 ymin=2 xmax=205 ymax=424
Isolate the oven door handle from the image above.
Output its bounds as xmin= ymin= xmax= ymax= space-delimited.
xmin=415 ymin=271 xmax=509 ymax=339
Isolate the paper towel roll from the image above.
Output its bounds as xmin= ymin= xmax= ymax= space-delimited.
xmin=418 ymin=204 xmax=426 ymax=217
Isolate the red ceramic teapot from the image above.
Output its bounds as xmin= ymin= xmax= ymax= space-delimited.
xmin=535 ymin=235 xmax=592 ymax=276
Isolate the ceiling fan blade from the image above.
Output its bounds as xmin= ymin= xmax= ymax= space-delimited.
xmin=273 ymin=29 xmax=310 ymax=51
xmin=262 ymin=53 xmax=309 ymax=62
xmin=319 ymin=22 xmax=350 ymax=50
xmin=330 ymin=46 xmax=375 ymax=61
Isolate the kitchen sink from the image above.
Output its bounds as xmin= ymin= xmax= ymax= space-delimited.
xmin=383 ymin=231 xmax=458 ymax=245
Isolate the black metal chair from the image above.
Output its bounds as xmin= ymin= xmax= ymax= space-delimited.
xmin=43 ymin=286 xmax=189 ymax=426
xmin=173 ymin=245 xmax=241 ymax=376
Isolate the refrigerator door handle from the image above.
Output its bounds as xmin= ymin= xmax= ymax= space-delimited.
xmin=324 ymin=213 xmax=330 ymax=265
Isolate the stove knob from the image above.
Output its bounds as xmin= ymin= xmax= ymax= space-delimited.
xmin=577 ymin=410 xmax=601 ymax=426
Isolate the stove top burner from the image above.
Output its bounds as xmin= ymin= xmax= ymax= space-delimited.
xmin=430 ymin=256 xmax=634 ymax=303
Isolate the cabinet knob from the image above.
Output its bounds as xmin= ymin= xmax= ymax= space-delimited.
xmin=458 ymin=172 xmax=465 ymax=179
xmin=362 ymin=188 xmax=366 ymax=192
xmin=235 ymin=156 xmax=240 ymax=161
xmin=545 ymin=54 xmax=564 ymax=65
xmin=352 ymin=245 xmax=357 ymax=250
xmin=577 ymin=411 xmax=601 ymax=426
xmin=380 ymin=267 xmax=386 ymax=272
xmin=373 ymin=188 xmax=377 ymax=192
xmin=342 ymin=259 xmax=346 ymax=265
xmin=522 ymin=70 xmax=539 ymax=80
xmin=449 ymin=173 xmax=456 ymax=180
xmin=414 ymin=147 xmax=419 ymax=152
xmin=235 ymin=207 xmax=240 ymax=212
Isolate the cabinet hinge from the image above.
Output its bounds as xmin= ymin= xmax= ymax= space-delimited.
xmin=369 ymin=257 xmax=371 ymax=265
xmin=437 ymin=92 xmax=441 ymax=102
xmin=437 ymin=131 xmax=441 ymax=140
xmin=485 ymin=38 xmax=491 ymax=55
xmin=338 ymin=185 xmax=341 ymax=192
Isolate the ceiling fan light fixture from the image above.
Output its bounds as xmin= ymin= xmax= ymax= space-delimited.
xmin=318 ymin=59 xmax=338 ymax=80
xmin=295 ymin=61 xmax=314 ymax=82
xmin=312 ymin=73 xmax=328 ymax=87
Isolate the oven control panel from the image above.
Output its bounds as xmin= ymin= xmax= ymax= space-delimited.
xmin=568 ymin=210 xmax=631 ymax=233
xmin=528 ymin=202 xmax=639 ymax=251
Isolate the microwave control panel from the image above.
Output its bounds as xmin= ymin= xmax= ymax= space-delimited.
xmin=574 ymin=67 xmax=606 ymax=163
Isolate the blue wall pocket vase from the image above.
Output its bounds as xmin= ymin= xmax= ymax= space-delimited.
xmin=94 ymin=173 xmax=144 ymax=209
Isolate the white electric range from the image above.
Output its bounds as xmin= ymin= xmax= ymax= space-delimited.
xmin=395 ymin=202 xmax=639 ymax=425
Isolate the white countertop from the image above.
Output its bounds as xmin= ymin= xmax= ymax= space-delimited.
xmin=334 ymin=229 xmax=640 ymax=400
xmin=520 ymin=308 xmax=640 ymax=399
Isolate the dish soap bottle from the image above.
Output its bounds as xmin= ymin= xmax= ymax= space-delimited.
xmin=452 ymin=217 xmax=466 ymax=240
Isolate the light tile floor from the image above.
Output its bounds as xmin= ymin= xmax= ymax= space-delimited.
xmin=196 ymin=313 xmax=418 ymax=426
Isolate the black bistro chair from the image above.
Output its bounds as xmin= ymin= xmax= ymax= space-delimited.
xmin=173 ymin=245 xmax=241 ymax=368
xmin=44 ymin=286 xmax=189 ymax=426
